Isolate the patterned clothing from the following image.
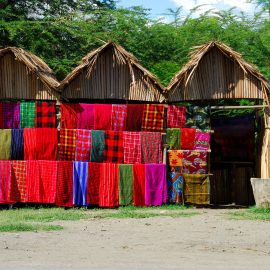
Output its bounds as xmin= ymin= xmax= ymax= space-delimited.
xmin=180 ymin=128 xmax=196 ymax=150
xmin=11 ymin=129 xmax=24 ymax=160
xmin=166 ymin=128 xmax=180 ymax=150
xmin=104 ymin=131 xmax=124 ymax=163
xmin=0 ymin=129 xmax=11 ymax=160
xmin=183 ymin=150 xmax=208 ymax=174
xmin=0 ymin=102 xmax=3 ymax=128
xmin=168 ymin=150 xmax=183 ymax=167
xmin=167 ymin=171 xmax=183 ymax=204
xmin=59 ymin=129 xmax=76 ymax=161
xmin=35 ymin=101 xmax=56 ymax=128
xmin=75 ymin=129 xmax=91 ymax=161
xmin=167 ymin=105 xmax=186 ymax=128
xmin=3 ymin=102 xmax=20 ymax=129
xmin=20 ymin=101 xmax=35 ymax=128
xmin=141 ymin=132 xmax=162 ymax=164
xmin=90 ymin=130 xmax=105 ymax=162
xmin=0 ymin=161 xmax=12 ymax=203
xmin=111 ymin=104 xmax=127 ymax=131
xmin=60 ymin=103 xmax=78 ymax=129
xmin=194 ymin=132 xmax=210 ymax=151
xmin=123 ymin=132 xmax=142 ymax=164
xmin=142 ymin=104 xmax=165 ymax=132
xmin=185 ymin=106 xmax=210 ymax=130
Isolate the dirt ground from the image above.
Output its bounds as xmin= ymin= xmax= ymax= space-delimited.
xmin=1 ymin=208 xmax=270 ymax=270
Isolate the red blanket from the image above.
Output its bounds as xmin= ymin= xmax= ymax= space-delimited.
xmin=24 ymin=128 xmax=37 ymax=160
xmin=104 ymin=131 xmax=124 ymax=163
xmin=133 ymin=164 xmax=145 ymax=206
xmin=142 ymin=104 xmax=165 ymax=132
xmin=59 ymin=129 xmax=76 ymax=161
xmin=94 ymin=104 xmax=112 ymax=130
xmin=87 ymin=162 xmax=101 ymax=205
xmin=126 ymin=104 xmax=144 ymax=131
xmin=60 ymin=103 xmax=79 ymax=129
xmin=35 ymin=101 xmax=56 ymax=128
xmin=181 ymin=128 xmax=196 ymax=150
xmin=0 ymin=161 xmax=12 ymax=204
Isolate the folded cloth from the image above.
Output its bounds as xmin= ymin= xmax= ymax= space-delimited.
xmin=167 ymin=105 xmax=186 ymax=128
xmin=90 ymin=130 xmax=105 ymax=162
xmin=11 ymin=129 xmax=24 ymax=160
xmin=119 ymin=164 xmax=133 ymax=206
xmin=3 ymin=102 xmax=20 ymax=129
xmin=194 ymin=131 xmax=210 ymax=150
xmin=111 ymin=104 xmax=127 ymax=131
xmin=60 ymin=103 xmax=79 ymax=129
xmin=142 ymin=104 xmax=165 ymax=132
xmin=168 ymin=150 xmax=183 ymax=166
xmin=126 ymin=104 xmax=144 ymax=131
xmin=23 ymin=128 xmax=37 ymax=160
xmin=73 ymin=161 xmax=88 ymax=206
xmin=145 ymin=164 xmax=167 ymax=206
xmin=183 ymin=150 xmax=208 ymax=174
xmin=20 ymin=101 xmax=36 ymax=128
xmin=167 ymin=171 xmax=183 ymax=204
xmin=99 ymin=163 xmax=119 ymax=208
xmin=87 ymin=162 xmax=101 ymax=205
xmin=0 ymin=161 xmax=12 ymax=203
xmin=59 ymin=129 xmax=76 ymax=161
xmin=133 ymin=164 xmax=145 ymax=206
xmin=0 ymin=102 xmax=3 ymax=128
xmin=0 ymin=129 xmax=11 ymax=160
xmin=180 ymin=128 xmax=196 ymax=150
xmin=35 ymin=101 xmax=56 ymax=128
xmin=123 ymin=132 xmax=142 ymax=164
xmin=94 ymin=104 xmax=112 ymax=130
xmin=104 ymin=131 xmax=124 ymax=163
xmin=26 ymin=160 xmax=57 ymax=203
xmin=185 ymin=106 xmax=210 ymax=130
xmin=141 ymin=132 xmax=162 ymax=164
xmin=77 ymin=103 xmax=95 ymax=129
xmin=183 ymin=174 xmax=210 ymax=205
xmin=10 ymin=161 xmax=27 ymax=203
xmin=166 ymin=128 xmax=180 ymax=150
xmin=75 ymin=129 xmax=91 ymax=161
xmin=56 ymin=161 xmax=73 ymax=207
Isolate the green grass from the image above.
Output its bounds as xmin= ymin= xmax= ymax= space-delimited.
xmin=229 ymin=207 xmax=270 ymax=221
xmin=0 ymin=223 xmax=63 ymax=232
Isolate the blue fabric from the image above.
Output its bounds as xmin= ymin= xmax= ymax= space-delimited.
xmin=11 ymin=129 xmax=24 ymax=160
xmin=73 ymin=161 xmax=88 ymax=206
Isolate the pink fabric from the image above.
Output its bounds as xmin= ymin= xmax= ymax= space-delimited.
xmin=94 ymin=104 xmax=112 ymax=130
xmin=77 ymin=103 xmax=95 ymax=129
xmin=123 ymin=132 xmax=142 ymax=164
xmin=194 ymin=132 xmax=211 ymax=150
xmin=167 ymin=105 xmax=186 ymax=128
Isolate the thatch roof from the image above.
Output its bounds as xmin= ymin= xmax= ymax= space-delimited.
xmin=167 ymin=41 xmax=270 ymax=102
xmin=0 ymin=47 xmax=60 ymax=91
xmin=59 ymin=42 xmax=165 ymax=102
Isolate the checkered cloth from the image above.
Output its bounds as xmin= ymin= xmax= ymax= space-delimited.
xmin=75 ymin=129 xmax=92 ymax=161
xmin=10 ymin=161 xmax=27 ymax=203
xmin=142 ymin=104 xmax=165 ymax=132
xmin=0 ymin=102 xmax=3 ymax=128
xmin=60 ymin=103 xmax=78 ymax=129
xmin=35 ymin=101 xmax=56 ymax=128
xmin=167 ymin=105 xmax=186 ymax=128
xmin=59 ymin=129 xmax=76 ymax=161
xmin=123 ymin=132 xmax=142 ymax=164
xmin=3 ymin=102 xmax=20 ymax=129
xmin=0 ymin=161 xmax=12 ymax=203
xmin=111 ymin=104 xmax=127 ymax=131
xmin=104 ymin=131 xmax=124 ymax=163
xmin=20 ymin=101 xmax=36 ymax=128
xmin=141 ymin=132 xmax=162 ymax=164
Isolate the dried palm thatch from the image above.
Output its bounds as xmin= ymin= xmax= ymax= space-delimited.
xmin=59 ymin=42 xmax=165 ymax=102
xmin=167 ymin=41 xmax=270 ymax=103
xmin=0 ymin=47 xmax=60 ymax=100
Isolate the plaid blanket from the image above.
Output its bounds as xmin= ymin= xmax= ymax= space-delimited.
xmin=77 ymin=103 xmax=95 ymax=129
xmin=183 ymin=150 xmax=208 ymax=174
xmin=167 ymin=105 xmax=186 ymax=128
xmin=59 ymin=129 xmax=76 ymax=161
xmin=133 ymin=164 xmax=145 ymax=206
xmin=0 ymin=161 xmax=12 ymax=203
xmin=23 ymin=128 xmax=37 ymax=160
xmin=126 ymin=104 xmax=144 ymax=131
xmin=3 ymin=102 xmax=20 ymax=129
xmin=111 ymin=104 xmax=127 ymax=131
xmin=20 ymin=101 xmax=35 ymax=128
xmin=94 ymin=104 xmax=112 ymax=130
xmin=142 ymin=104 xmax=165 ymax=132
xmin=87 ymin=162 xmax=101 ymax=205
xmin=35 ymin=101 xmax=56 ymax=128
xmin=11 ymin=129 xmax=24 ymax=160
xmin=119 ymin=164 xmax=133 ymax=206
xmin=123 ymin=132 xmax=142 ymax=164
xmin=185 ymin=106 xmax=210 ymax=130
xmin=167 ymin=171 xmax=183 ymax=204
xmin=180 ymin=128 xmax=196 ymax=150
xmin=75 ymin=129 xmax=91 ymax=161
xmin=90 ymin=130 xmax=105 ymax=162
xmin=141 ymin=132 xmax=162 ymax=164
xmin=60 ymin=103 xmax=78 ymax=129
xmin=104 ymin=131 xmax=124 ymax=163
xmin=168 ymin=150 xmax=183 ymax=167
xmin=0 ymin=102 xmax=3 ymax=128
xmin=194 ymin=131 xmax=210 ymax=150
xmin=166 ymin=128 xmax=180 ymax=150
xmin=0 ymin=129 xmax=11 ymax=160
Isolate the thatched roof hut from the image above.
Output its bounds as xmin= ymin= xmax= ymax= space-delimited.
xmin=59 ymin=42 xmax=165 ymax=102
xmin=167 ymin=41 xmax=270 ymax=103
xmin=0 ymin=47 xmax=60 ymax=100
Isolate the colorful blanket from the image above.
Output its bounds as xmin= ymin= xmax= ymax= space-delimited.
xmin=0 ymin=102 xmax=3 ymax=128
xmin=194 ymin=131 xmax=210 ymax=150
xmin=94 ymin=104 xmax=112 ymax=130
xmin=77 ymin=103 xmax=95 ymax=130
xmin=180 ymin=128 xmax=196 ymax=150
xmin=0 ymin=129 xmax=11 ymax=160
xmin=133 ymin=164 xmax=145 ymax=206
xmin=123 ymin=132 xmax=142 ymax=164
xmin=111 ymin=104 xmax=127 ymax=131
xmin=35 ymin=101 xmax=56 ymax=128
xmin=119 ymin=164 xmax=133 ymax=206
xmin=23 ymin=128 xmax=37 ymax=160
xmin=59 ymin=129 xmax=76 ymax=161
xmin=167 ymin=105 xmax=186 ymax=128
xmin=168 ymin=150 xmax=183 ymax=167
xmin=142 ymin=104 xmax=164 ymax=132
xmin=75 ymin=129 xmax=91 ymax=161
xmin=90 ymin=130 xmax=105 ymax=162
xmin=104 ymin=131 xmax=124 ymax=163
xmin=20 ymin=101 xmax=35 ymax=128
xmin=166 ymin=128 xmax=180 ymax=150
xmin=87 ymin=162 xmax=101 ymax=205
xmin=0 ymin=161 xmax=12 ymax=203
xmin=60 ymin=103 xmax=78 ymax=129
xmin=185 ymin=106 xmax=210 ymax=130
xmin=126 ymin=104 xmax=144 ymax=131
xmin=183 ymin=150 xmax=208 ymax=174
xmin=167 ymin=171 xmax=183 ymax=204
xmin=11 ymin=129 xmax=24 ymax=160
xmin=3 ymin=102 xmax=20 ymax=129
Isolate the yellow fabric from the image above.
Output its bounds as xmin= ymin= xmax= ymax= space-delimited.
xmin=0 ymin=129 xmax=11 ymax=160
xmin=168 ymin=150 xmax=183 ymax=166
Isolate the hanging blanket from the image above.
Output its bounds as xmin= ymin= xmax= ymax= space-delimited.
xmin=0 ymin=102 xmax=3 ymax=128
xmin=167 ymin=105 xmax=186 ymax=128
xmin=3 ymin=102 xmax=20 ymax=129
xmin=87 ymin=162 xmax=101 ymax=205
xmin=126 ymin=104 xmax=144 ymax=131
xmin=194 ymin=131 xmax=210 ymax=151
xmin=20 ymin=101 xmax=36 ymax=128
xmin=104 ymin=131 xmax=124 ymax=163
xmin=180 ymin=128 xmax=196 ymax=150
xmin=142 ymin=104 xmax=164 ymax=132
xmin=183 ymin=174 xmax=210 ymax=205
xmin=168 ymin=150 xmax=183 ymax=167
xmin=141 ymin=132 xmax=162 ymax=164
xmin=119 ymin=164 xmax=133 ymax=206
xmin=185 ymin=106 xmax=210 ymax=130
xmin=145 ymin=164 xmax=167 ymax=206
xmin=10 ymin=161 xmax=27 ymax=203
xmin=99 ymin=163 xmax=119 ymax=208
xmin=183 ymin=150 xmax=208 ymax=174
xmin=59 ymin=129 xmax=76 ymax=161
xmin=0 ymin=129 xmax=11 ymax=160
xmin=11 ymin=129 xmax=24 ymax=160
xmin=77 ymin=103 xmax=95 ymax=129
xmin=133 ymin=164 xmax=145 ymax=206
xmin=35 ymin=101 xmax=56 ymax=128
xmin=167 ymin=171 xmax=183 ymax=204
xmin=90 ymin=130 xmax=105 ymax=162
xmin=94 ymin=104 xmax=112 ymax=130
xmin=123 ymin=132 xmax=142 ymax=164
xmin=23 ymin=128 xmax=37 ymax=160
xmin=111 ymin=104 xmax=127 ymax=131
xmin=166 ymin=128 xmax=180 ymax=150
xmin=73 ymin=161 xmax=88 ymax=206
xmin=75 ymin=129 xmax=92 ymax=161
xmin=0 ymin=161 xmax=12 ymax=203
xmin=60 ymin=103 xmax=78 ymax=129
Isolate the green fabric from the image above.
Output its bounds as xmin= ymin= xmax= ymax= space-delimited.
xmin=20 ymin=101 xmax=36 ymax=128
xmin=90 ymin=130 xmax=105 ymax=162
xmin=185 ymin=106 xmax=210 ymax=131
xmin=119 ymin=164 xmax=133 ymax=206
xmin=0 ymin=129 xmax=11 ymax=160
xmin=166 ymin=128 xmax=180 ymax=150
